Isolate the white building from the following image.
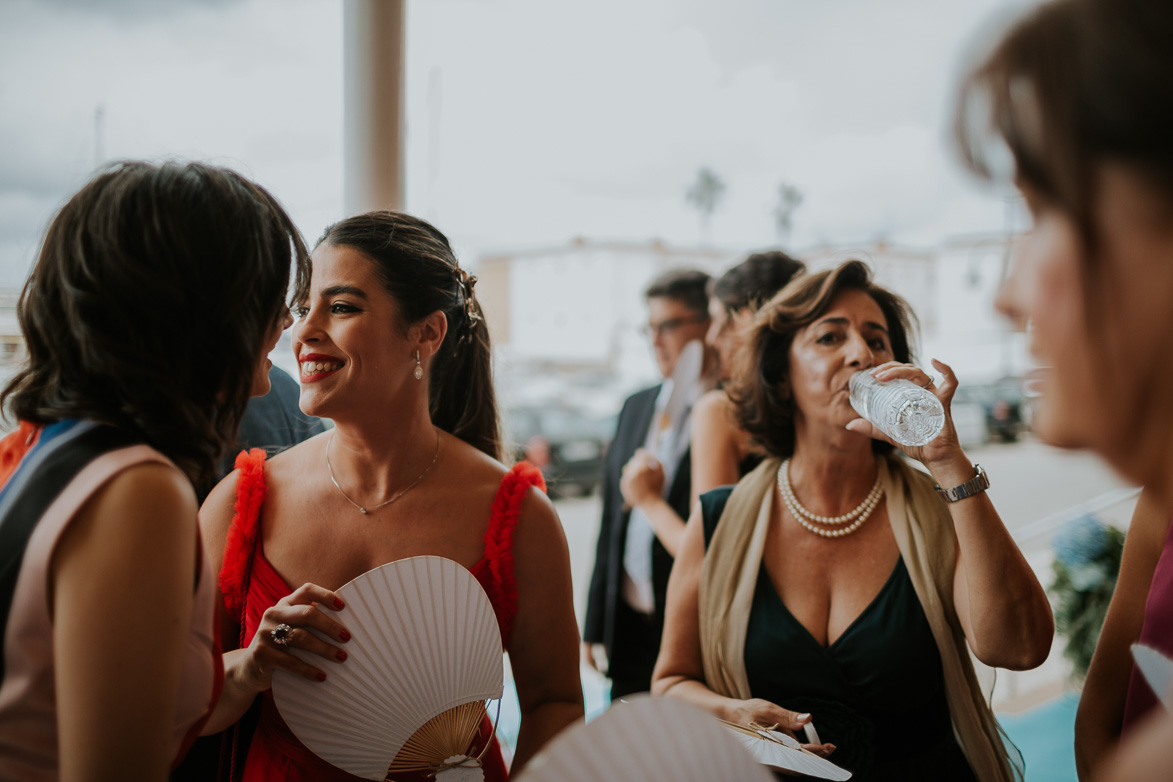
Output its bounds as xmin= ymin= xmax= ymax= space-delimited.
xmin=477 ymin=233 xmax=1029 ymax=409
xmin=476 ymin=237 xmax=739 ymax=410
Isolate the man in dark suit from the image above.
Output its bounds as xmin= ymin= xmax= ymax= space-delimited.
xmin=582 ymin=269 xmax=714 ymax=698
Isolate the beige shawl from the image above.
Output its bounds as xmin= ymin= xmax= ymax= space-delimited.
xmin=698 ymin=455 xmax=1019 ymax=782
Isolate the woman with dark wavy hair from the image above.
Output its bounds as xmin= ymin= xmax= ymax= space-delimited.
xmin=202 ymin=211 xmax=583 ymax=780
xmin=0 ymin=161 xmax=301 ymax=781
xmin=954 ymin=1 xmax=1173 ymax=779
xmin=653 ymin=260 xmax=1052 ymax=781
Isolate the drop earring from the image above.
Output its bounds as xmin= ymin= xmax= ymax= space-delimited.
xmin=413 ymin=349 xmax=424 ymax=380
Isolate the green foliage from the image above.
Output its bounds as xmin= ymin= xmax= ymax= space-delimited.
xmin=1049 ymin=523 xmax=1126 ymax=679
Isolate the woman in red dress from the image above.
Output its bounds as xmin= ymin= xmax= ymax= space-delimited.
xmin=201 ymin=212 xmax=584 ymax=780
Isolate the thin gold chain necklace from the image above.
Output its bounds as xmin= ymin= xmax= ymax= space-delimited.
xmin=325 ymin=428 xmax=440 ymax=514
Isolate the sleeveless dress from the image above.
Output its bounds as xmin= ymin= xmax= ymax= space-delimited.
xmin=1122 ymin=515 xmax=1173 ymax=731
xmin=218 ymin=450 xmax=545 ymax=782
xmin=0 ymin=420 xmax=222 ymax=781
xmin=700 ymin=487 xmax=976 ymax=782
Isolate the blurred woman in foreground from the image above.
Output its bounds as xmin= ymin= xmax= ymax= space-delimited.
xmin=954 ymin=0 xmax=1173 ymax=779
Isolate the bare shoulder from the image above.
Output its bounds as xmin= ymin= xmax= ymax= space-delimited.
xmin=694 ymin=392 xmax=739 ymax=439
xmin=199 ymin=433 xmax=327 ymax=547
xmin=437 ymin=431 xmax=515 ymax=492
xmin=694 ymin=388 xmax=734 ymax=420
xmin=516 ymin=481 xmax=560 ymax=534
xmin=60 ymin=461 xmax=197 ymax=569
xmin=104 ymin=461 xmax=196 ymax=520
xmin=100 ymin=463 xmax=197 ymax=553
xmin=436 ymin=433 xmax=564 ymax=549
xmin=510 ymin=480 xmax=566 ymax=565
xmin=201 ymin=468 xmax=239 ymax=534
xmin=262 ymin=429 xmax=331 ymax=484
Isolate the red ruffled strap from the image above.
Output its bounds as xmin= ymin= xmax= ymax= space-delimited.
xmin=0 ymin=421 xmax=41 ymax=491
xmin=482 ymin=462 xmax=546 ymax=648
xmin=217 ymin=449 xmax=268 ymax=627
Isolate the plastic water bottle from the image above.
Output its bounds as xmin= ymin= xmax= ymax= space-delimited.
xmin=849 ymin=371 xmax=945 ymax=447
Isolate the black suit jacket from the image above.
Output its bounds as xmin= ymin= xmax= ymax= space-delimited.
xmin=583 ymin=385 xmax=693 ymax=671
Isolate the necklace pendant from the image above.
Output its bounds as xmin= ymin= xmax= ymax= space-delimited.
xmin=359 ymin=507 xmax=368 ymax=515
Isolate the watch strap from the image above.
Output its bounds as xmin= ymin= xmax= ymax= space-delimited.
xmin=934 ymin=464 xmax=990 ymax=503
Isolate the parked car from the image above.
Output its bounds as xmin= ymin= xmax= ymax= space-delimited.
xmin=504 ymin=405 xmax=615 ymax=497
xmin=961 ymin=376 xmax=1026 ymax=443
xmin=982 ymin=376 xmax=1027 ymax=442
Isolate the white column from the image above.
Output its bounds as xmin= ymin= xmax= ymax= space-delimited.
xmin=343 ymin=0 xmax=406 ymax=215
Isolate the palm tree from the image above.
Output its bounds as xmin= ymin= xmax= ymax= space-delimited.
xmin=773 ymin=182 xmax=803 ymax=244
xmin=685 ymin=167 xmax=726 ymax=245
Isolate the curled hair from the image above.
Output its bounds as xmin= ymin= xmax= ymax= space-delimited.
xmin=2 ymin=161 xmax=302 ymax=489
xmin=303 ymin=212 xmax=501 ymax=460
xmin=711 ymin=250 xmax=806 ymax=315
xmin=729 ymin=260 xmax=917 ymax=459
xmin=955 ymin=0 xmax=1173 ymax=255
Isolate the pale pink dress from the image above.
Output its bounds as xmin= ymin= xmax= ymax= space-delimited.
xmin=0 ymin=444 xmax=222 ymax=781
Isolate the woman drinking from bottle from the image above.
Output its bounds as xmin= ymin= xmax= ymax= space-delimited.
xmin=652 ymin=259 xmax=1052 ymax=781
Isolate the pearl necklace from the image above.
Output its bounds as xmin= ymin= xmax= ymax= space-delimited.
xmin=326 ymin=428 xmax=440 ymax=514
xmin=776 ymin=458 xmax=884 ymax=538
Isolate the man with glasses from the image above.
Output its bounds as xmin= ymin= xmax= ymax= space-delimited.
xmin=583 ymin=269 xmax=715 ymax=698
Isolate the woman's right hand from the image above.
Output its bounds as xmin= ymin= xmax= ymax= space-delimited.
xmin=238 ymin=582 xmax=351 ymax=694
xmin=619 ymin=448 xmax=666 ymax=510
xmin=727 ymin=698 xmax=837 ymax=758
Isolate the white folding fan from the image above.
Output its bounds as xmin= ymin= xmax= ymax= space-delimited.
xmin=1133 ymin=643 xmax=1173 ymax=710
xmin=272 ymin=556 xmax=504 ymax=781
xmin=720 ymin=720 xmax=852 ymax=780
xmin=515 ymin=695 xmax=775 ymax=782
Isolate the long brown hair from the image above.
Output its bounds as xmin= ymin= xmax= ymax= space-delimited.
xmin=302 ymin=212 xmax=501 ymax=460
xmin=955 ymin=0 xmax=1173 ymax=257
xmin=2 ymin=161 xmax=302 ymax=489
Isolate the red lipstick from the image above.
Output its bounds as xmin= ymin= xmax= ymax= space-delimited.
xmin=298 ymin=353 xmax=345 ymax=383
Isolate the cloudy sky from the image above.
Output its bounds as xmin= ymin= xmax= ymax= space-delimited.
xmin=0 ymin=0 xmax=1032 ymax=289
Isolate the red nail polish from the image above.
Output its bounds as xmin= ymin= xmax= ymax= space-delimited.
xmin=316 ymin=671 xmax=327 ymax=682
xmin=334 ymin=598 xmax=345 ymax=610
xmin=339 ymin=629 xmax=351 ymax=642
xmin=336 ymin=649 xmax=348 ymax=662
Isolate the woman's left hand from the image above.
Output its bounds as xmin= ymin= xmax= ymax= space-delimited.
xmin=236 ymin=583 xmax=350 ymax=694
xmin=844 ymin=358 xmax=967 ymax=469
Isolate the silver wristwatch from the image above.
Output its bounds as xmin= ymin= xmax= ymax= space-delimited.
xmin=934 ymin=464 xmax=990 ymax=503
